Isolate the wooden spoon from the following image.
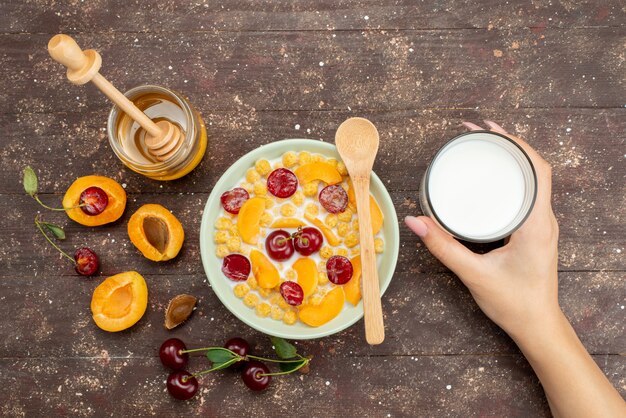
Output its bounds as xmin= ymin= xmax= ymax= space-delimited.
xmin=47 ymin=34 xmax=183 ymax=161
xmin=335 ymin=117 xmax=384 ymax=345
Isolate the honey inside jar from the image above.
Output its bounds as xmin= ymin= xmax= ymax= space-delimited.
xmin=108 ymin=85 xmax=207 ymax=181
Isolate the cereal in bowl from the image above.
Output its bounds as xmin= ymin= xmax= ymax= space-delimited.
xmin=214 ymin=151 xmax=384 ymax=327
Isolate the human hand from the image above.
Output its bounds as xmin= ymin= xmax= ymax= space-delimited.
xmin=407 ymin=121 xmax=626 ymax=417
xmin=405 ymin=120 xmax=560 ymax=340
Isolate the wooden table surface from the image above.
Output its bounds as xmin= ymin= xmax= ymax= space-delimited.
xmin=1 ymin=1 xmax=624 ymax=416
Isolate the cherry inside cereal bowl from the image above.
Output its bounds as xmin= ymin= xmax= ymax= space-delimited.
xmin=200 ymin=139 xmax=399 ymax=339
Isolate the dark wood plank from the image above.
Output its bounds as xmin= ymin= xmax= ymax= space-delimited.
xmin=1 ymin=0 xmax=623 ymax=33
xmin=1 ymin=28 xmax=624 ymax=115
xmin=1 ymin=271 xmax=623 ymax=359
xmin=2 ymin=109 xmax=624 ymax=195
xmin=0 ymin=2 xmax=624 ymax=415
xmin=1 ymin=355 xmax=624 ymax=417
xmin=2 ymin=108 xmax=623 ymax=273
xmin=1 ymin=182 xmax=624 ymax=277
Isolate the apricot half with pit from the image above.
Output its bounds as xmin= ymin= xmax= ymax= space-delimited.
xmin=63 ymin=175 xmax=126 ymax=226
xmin=298 ymin=286 xmax=345 ymax=327
xmin=91 ymin=271 xmax=148 ymax=332
xmin=128 ymin=204 xmax=184 ymax=262
xmin=295 ymin=162 xmax=343 ymax=185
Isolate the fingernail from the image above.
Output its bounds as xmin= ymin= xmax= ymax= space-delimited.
xmin=405 ymin=216 xmax=428 ymax=238
xmin=483 ymin=120 xmax=507 ymax=134
xmin=461 ymin=121 xmax=482 ymax=131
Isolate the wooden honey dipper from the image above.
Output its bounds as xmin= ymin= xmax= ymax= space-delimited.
xmin=47 ymin=34 xmax=183 ymax=161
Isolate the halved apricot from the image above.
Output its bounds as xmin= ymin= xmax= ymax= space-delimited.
xmin=270 ymin=218 xmax=306 ymax=229
xmin=344 ymin=255 xmax=362 ymax=306
xmin=347 ymin=180 xmax=384 ymax=235
xmin=303 ymin=213 xmax=340 ymax=246
xmin=128 ymin=204 xmax=184 ymax=262
xmin=295 ymin=162 xmax=343 ymax=185
xmin=91 ymin=271 xmax=148 ymax=332
xmin=63 ymin=175 xmax=126 ymax=226
xmin=293 ymin=258 xmax=317 ymax=297
xmin=298 ymin=286 xmax=345 ymax=327
xmin=237 ymin=197 xmax=266 ymax=244
xmin=250 ymin=250 xmax=280 ymax=289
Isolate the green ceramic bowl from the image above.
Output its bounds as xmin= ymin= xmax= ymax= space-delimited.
xmin=200 ymin=139 xmax=399 ymax=339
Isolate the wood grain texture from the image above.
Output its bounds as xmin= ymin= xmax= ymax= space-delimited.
xmin=0 ymin=0 xmax=624 ymax=416
xmin=1 ymin=356 xmax=624 ymax=417
xmin=0 ymin=188 xmax=624 ymax=278
xmin=1 ymin=0 xmax=624 ymax=33
xmin=1 ymin=28 xmax=625 ymax=115
xmin=1 ymin=109 xmax=624 ymax=195
xmin=1 ymin=271 xmax=624 ymax=358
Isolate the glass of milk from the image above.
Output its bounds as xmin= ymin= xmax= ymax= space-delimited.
xmin=419 ymin=131 xmax=537 ymax=243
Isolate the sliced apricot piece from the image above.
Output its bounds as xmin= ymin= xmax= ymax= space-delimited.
xmin=91 ymin=271 xmax=148 ymax=332
xmin=237 ymin=197 xmax=266 ymax=244
xmin=270 ymin=218 xmax=306 ymax=229
xmin=303 ymin=213 xmax=340 ymax=246
xmin=128 ymin=204 xmax=184 ymax=262
xmin=298 ymin=287 xmax=345 ymax=327
xmin=370 ymin=195 xmax=384 ymax=236
xmin=347 ymin=179 xmax=356 ymax=205
xmin=63 ymin=175 xmax=126 ymax=226
xmin=346 ymin=181 xmax=384 ymax=235
xmin=295 ymin=162 xmax=343 ymax=185
xmin=293 ymin=258 xmax=317 ymax=297
xmin=344 ymin=255 xmax=362 ymax=306
xmin=250 ymin=250 xmax=280 ymax=289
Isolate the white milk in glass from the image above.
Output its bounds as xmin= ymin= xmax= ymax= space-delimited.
xmin=419 ymin=131 xmax=537 ymax=242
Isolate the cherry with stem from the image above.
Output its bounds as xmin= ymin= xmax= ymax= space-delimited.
xmin=179 ymin=347 xmax=310 ymax=380
xmin=34 ymin=216 xmax=74 ymax=263
xmin=34 ymin=215 xmax=99 ymax=276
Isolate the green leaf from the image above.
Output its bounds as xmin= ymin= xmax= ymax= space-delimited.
xmin=279 ymin=358 xmax=307 ymax=373
xmin=270 ymin=336 xmax=297 ymax=359
xmin=42 ymin=223 xmax=66 ymax=240
xmin=205 ymin=348 xmax=236 ymax=365
xmin=23 ymin=166 xmax=38 ymax=196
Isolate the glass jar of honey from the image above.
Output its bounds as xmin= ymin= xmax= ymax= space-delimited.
xmin=107 ymin=85 xmax=207 ymax=180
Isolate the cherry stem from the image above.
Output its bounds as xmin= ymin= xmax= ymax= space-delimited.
xmin=188 ymin=358 xmax=240 ymax=380
xmin=290 ymin=227 xmax=309 ymax=246
xmin=34 ymin=218 xmax=74 ymax=264
xmin=246 ymin=354 xmax=306 ymax=363
xmin=180 ymin=347 xmax=238 ymax=355
xmin=33 ymin=194 xmax=83 ymax=211
xmin=179 ymin=347 xmax=310 ymax=380
xmin=258 ymin=359 xmax=310 ymax=377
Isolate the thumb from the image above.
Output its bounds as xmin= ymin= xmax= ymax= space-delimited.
xmin=405 ymin=215 xmax=482 ymax=279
